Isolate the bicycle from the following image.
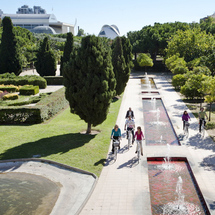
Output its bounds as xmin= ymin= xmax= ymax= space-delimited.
xmin=112 ymin=138 xmax=120 ymax=161
xmin=183 ymin=121 xmax=190 ymax=138
xmin=136 ymin=139 xmax=144 ymax=161
xmin=127 ymin=130 xmax=133 ymax=150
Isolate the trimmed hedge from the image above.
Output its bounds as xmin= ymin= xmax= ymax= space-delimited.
xmin=3 ymin=93 xmax=19 ymax=100
xmin=0 ymin=87 xmax=68 ymax=124
xmin=0 ymin=85 xmax=19 ymax=92
xmin=19 ymin=85 xmax=39 ymax=95
xmin=0 ymin=73 xmax=47 ymax=89
xmin=44 ymin=76 xmax=64 ymax=85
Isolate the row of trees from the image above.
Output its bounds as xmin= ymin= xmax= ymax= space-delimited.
xmin=127 ymin=18 xmax=215 ymax=119
xmin=0 ymin=17 xmax=81 ymax=75
xmin=63 ymin=35 xmax=133 ymax=133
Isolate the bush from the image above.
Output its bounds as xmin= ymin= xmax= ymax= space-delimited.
xmin=19 ymin=85 xmax=39 ymax=95
xmin=0 ymin=87 xmax=68 ymax=124
xmin=0 ymin=73 xmax=47 ymax=89
xmin=3 ymin=93 xmax=19 ymax=100
xmin=172 ymin=74 xmax=186 ymax=90
xmin=206 ymin=122 xmax=215 ymax=130
xmin=0 ymin=84 xmax=19 ymax=92
xmin=44 ymin=76 xmax=63 ymax=85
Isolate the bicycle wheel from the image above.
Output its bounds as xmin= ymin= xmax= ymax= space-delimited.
xmin=185 ymin=126 xmax=189 ymax=138
xmin=114 ymin=147 xmax=117 ymax=161
xmin=128 ymin=132 xmax=131 ymax=150
xmin=137 ymin=142 xmax=140 ymax=160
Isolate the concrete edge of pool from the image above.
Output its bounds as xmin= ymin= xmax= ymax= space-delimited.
xmin=0 ymin=158 xmax=97 ymax=215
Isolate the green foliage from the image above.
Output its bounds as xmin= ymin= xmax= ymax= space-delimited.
xmin=112 ymin=37 xmax=128 ymax=95
xmin=60 ymin=32 xmax=73 ymax=76
xmin=137 ymin=53 xmax=153 ymax=68
xmin=180 ymin=74 xmax=206 ymax=99
xmin=35 ymin=37 xmax=57 ymax=76
xmin=77 ymin=28 xmax=85 ymax=36
xmin=0 ymin=87 xmax=68 ymax=124
xmin=2 ymin=93 xmax=19 ymax=100
xmin=172 ymin=74 xmax=186 ymax=90
xmin=127 ymin=22 xmax=191 ymax=61
xmin=0 ymin=17 xmax=22 ymax=75
xmin=64 ymin=35 xmax=116 ymax=133
xmin=0 ymin=73 xmax=47 ymax=89
xmin=166 ymin=28 xmax=215 ymax=63
xmin=165 ymin=54 xmax=188 ymax=74
xmin=202 ymin=76 xmax=215 ymax=104
xmin=19 ymin=85 xmax=39 ymax=95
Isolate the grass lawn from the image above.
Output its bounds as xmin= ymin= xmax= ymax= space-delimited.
xmin=0 ymin=97 xmax=122 ymax=177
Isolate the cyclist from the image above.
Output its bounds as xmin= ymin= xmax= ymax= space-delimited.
xmin=198 ymin=107 xmax=208 ymax=133
xmin=125 ymin=107 xmax=135 ymax=119
xmin=134 ymin=126 xmax=144 ymax=156
xmin=110 ymin=124 xmax=121 ymax=154
xmin=182 ymin=110 xmax=191 ymax=131
xmin=124 ymin=115 xmax=135 ymax=143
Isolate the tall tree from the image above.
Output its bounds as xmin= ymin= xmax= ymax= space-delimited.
xmin=121 ymin=36 xmax=133 ymax=72
xmin=112 ymin=37 xmax=128 ymax=95
xmin=63 ymin=35 xmax=116 ymax=134
xmin=137 ymin=53 xmax=153 ymax=71
xmin=35 ymin=37 xmax=56 ymax=76
xmin=0 ymin=17 xmax=22 ymax=75
xmin=60 ymin=32 xmax=73 ymax=76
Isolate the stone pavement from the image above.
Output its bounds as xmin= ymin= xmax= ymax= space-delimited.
xmin=80 ymin=72 xmax=215 ymax=215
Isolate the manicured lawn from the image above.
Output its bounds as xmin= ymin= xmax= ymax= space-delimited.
xmin=0 ymin=97 xmax=122 ymax=176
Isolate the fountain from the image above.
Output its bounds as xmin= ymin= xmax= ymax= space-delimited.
xmin=142 ymin=98 xmax=179 ymax=146
xmin=162 ymin=176 xmax=202 ymax=214
xmin=147 ymin=158 xmax=209 ymax=214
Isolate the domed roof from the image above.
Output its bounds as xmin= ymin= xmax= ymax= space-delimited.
xmin=31 ymin=26 xmax=56 ymax=34
xmin=98 ymin=24 xmax=120 ymax=40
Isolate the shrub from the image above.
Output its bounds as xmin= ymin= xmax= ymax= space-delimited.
xmin=172 ymin=74 xmax=186 ymax=90
xmin=3 ymin=93 xmax=19 ymax=100
xmin=19 ymin=85 xmax=39 ymax=95
xmin=0 ymin=87 xmax=68 ymax=124
xmin=0 ymin=84 xmax=19 ymax=92
xmin=0 ymin=73 xmax=47 ymax=89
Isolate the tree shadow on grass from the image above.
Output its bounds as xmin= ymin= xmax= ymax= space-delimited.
xmin=0 ymin=133 xmax=96 ymax=160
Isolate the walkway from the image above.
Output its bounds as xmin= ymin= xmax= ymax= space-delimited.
xmin=80 ymin=72 xmax=215 ymax=215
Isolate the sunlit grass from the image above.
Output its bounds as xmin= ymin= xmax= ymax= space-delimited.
xmin=0 ymin=97 xmax=122 ymax=176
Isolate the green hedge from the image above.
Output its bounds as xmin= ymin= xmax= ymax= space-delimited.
xmin=19 ymin=85 xmax=39 ymax=95
xmin=0 ymin=73 xmax=47 ymax=89
xmin=0 ymin=85 xmax=19 ymax=92
xmin=44 ymin=76 xmax=64 ymax=85
xmin=0 ymin=87 xmax=68 ymax=124
xmin=3 ymin=93 xmax=19 ymax=100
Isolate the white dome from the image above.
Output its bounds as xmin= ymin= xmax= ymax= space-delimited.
xmin=98 ymin=24 xmax=120 ymax=39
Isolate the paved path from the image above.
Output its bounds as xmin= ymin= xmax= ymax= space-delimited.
xmin=80 ymin=72 xmax=215 ymax=215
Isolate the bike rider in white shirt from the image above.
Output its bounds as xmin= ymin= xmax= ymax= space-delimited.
xmin=124 ymin=116 xmax=135 ymax=143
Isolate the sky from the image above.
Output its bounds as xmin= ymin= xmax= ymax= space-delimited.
xmin=1 ymin=0 xmax=215 ymax=36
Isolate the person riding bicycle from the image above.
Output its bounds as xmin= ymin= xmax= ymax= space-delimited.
xmin=124 ymin=115 xmax=135 ymax=143
xmin=198 ymin=107 xmax=208 ymax=133
xmin=125 ymin=107 xmax=135 ymax=119
xmin=134 ymin=126 xmax=144 ymax=156
xmin=182 ymin=110 xmax=191 ymax=131
xmin=110 ymin=124 xmax=121 ymax=154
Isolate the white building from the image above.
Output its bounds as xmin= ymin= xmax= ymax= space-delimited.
xmin=0 ymin=5 xmax=73 ymax=34
xmin=1 ymin=13 xmax=74 ymax=34
xmin=98 ymin=25 xmax=120 ymax=39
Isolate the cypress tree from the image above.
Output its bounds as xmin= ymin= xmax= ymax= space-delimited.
xmin=64 ymin=35 xmax=116 ymax=134
xmin=60 ymin=32 xmax=73 ymax=76
xmin=35 ymin=37 xmax=56 ymax=76
xmin=112 ymin=37 xmax=128 ymax=95
xmin=0 ymin=17 xmax=22 ymax=75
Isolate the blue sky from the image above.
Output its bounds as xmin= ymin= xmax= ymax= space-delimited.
xmin=1 ymin=0 xmax=215 ymax=36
